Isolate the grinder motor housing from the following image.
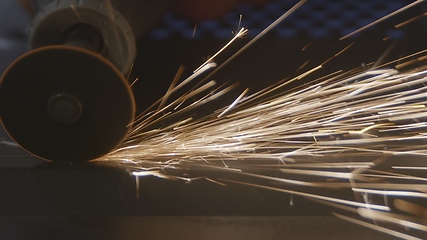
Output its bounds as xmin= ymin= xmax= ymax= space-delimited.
xmin=29 ymin=0 xmax=171 ymax=73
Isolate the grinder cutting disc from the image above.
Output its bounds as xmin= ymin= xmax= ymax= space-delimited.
xmin=0 ymin=45 xmax=135 ymax=162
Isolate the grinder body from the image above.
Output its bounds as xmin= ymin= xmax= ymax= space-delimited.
xmin=0 ymin=0 xmax=170 ymax=162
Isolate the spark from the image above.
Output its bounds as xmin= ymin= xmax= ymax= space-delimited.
xmin=200 ymin=0 xmax=307 ymax=82
xmin=126 ymin=63 xmax=135 ymax=80
xmin=237 ymin=15 xmax=243 ymax=33
xmin=351 ymin=188 xmax=427 ymax=198
xmin=340 ymin=0 xmax=425 ymax=40
xmin=396 ymin=55 xmax=427 ymax=70
xmin=320 ymin=42 xmax=355 ymax=66
xmin=159 ymin=65 xmax=185 ymax=109
xmin=205 ymin=177 xmax=228 ymax=187
xmin=102 ymin=62 xmax=427 ymax=171
xmin=393 ymin=166 xmax=427 ymax=170
xmin=357 ymin=208 xmax=427 ymax=232
xmin=129 ymin=77 xmax=139 ymax=88
xmin=301 ymin=41 xmax=312 ymax=51
xmin=98 ymin=55 xmax=427 ymax=238
xmin=193 ymin=27 xmax=248 ymax=73
xmin=395 ymin=11 xmax=427 ymax=28
xmin=222 ymin=178 xmax=391 ymax=211
xmin=192 ymin=23 xmax=198 ymax=38
xmin=217 ymin=88 xmax=249 ymax=118
xmin=296 ymin=59 xmax=310 ymax=72
xmin=94 ymin=2 xmax=427 ymax=239
xmin=279 ymin=169 xmax=353 ymax=179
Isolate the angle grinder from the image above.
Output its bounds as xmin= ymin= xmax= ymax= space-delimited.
xmin=0 ymin=0 xmax=170 ymax=162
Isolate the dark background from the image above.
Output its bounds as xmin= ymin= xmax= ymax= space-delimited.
xmin=1 ymin=0 xmax=426 ymax=239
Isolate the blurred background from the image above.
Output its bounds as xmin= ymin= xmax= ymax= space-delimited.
xmin=1 ymin=0 xmax=426 ymax=239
